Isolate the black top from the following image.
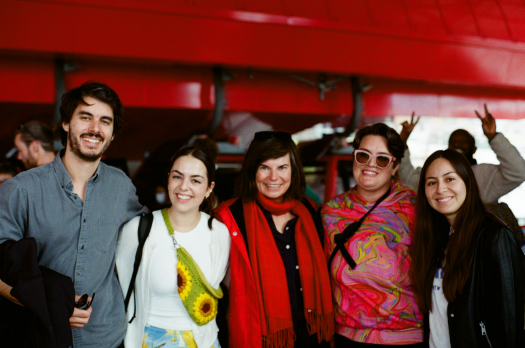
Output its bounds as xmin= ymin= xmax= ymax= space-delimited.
xmin=228 ymin=198 xmax=329 ymax=348
xmin=259 ymin=204 xmax=304 ymax=326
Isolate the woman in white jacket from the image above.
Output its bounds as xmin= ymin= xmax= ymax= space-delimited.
xmin=116 ymin=147 xmax=230 ymax=348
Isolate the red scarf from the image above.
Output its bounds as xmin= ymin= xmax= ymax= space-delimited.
xmin=243 ymin=193 xmax=334 ymax=348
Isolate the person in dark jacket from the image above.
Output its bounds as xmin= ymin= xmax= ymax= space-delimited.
xmin=410 ymin=149 xmax=525 ymax=348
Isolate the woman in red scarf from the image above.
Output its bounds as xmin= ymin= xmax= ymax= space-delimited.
xmin=214 ymin=131 xmax=334 ymax=348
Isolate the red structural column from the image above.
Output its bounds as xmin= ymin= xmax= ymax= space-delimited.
xmin=324 ymin=156 xmax=338 ymax=203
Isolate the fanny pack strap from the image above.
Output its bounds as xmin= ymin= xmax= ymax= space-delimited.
xmin=328 ymin=188 xmax=391 ymax=270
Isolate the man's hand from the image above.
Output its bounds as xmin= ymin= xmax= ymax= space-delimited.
xmin=475 ymin=103 xmax=497 ymax=141
xmin=400 ymin=112 xmax=420 ymax=144
xmin=70 ymin=294 xmax=93 ymax=328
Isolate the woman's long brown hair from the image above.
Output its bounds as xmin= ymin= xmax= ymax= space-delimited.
xmin=410 ymin=150 xmax=487 ymax=314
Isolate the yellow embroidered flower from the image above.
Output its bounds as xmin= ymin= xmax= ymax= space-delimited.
xmin=177 ymin=261 xmax=192 ymax=300
xmin=192 ymin=293 xmax=217 ymax=324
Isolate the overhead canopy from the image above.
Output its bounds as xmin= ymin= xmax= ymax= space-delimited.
xmin=1 ymin=0 xmax=525 ymax=159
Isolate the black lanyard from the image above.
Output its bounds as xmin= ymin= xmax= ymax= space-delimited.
xmin=328 ymin=188 xmax=391 ymax=270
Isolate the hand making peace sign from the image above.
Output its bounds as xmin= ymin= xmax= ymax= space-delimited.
xmin=474 ymin=103 xmax=497 ymax=141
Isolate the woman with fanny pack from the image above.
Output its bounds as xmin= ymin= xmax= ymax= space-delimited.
xmin=116 ymin=147 xmax=231 ymax=348
xmin=322 ymin=123 xmax=424 ymax=346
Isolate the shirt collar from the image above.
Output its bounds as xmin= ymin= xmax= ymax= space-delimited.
xmin=53 ymin=150 xmax=102 ymax=190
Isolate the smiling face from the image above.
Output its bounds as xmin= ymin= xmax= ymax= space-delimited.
xmin=62 ymin=96 xmax=114 ymax=162
xmin=353 ymin=135 xmax=399 ymax=202
xmin=255 ymin=154 xmax=292 ymax=203
xmin=425 ymin=158 xmax=467 ymax=225
xmin=168 ymin=155 xmax=214 ymax=215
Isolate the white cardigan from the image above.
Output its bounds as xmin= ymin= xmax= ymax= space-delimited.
xmin=116 ymin=210 xmax=231 ymax=348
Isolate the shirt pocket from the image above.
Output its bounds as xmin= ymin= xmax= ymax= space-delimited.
xmin=95 ymin=218 xmax=119 ymax=253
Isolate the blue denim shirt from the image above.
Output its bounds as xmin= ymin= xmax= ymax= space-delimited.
xmin=0 ymin=153 xmax=147 ymax=348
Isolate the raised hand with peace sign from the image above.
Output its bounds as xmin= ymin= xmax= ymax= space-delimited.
xmin=474 ymin=103 xmax=497 ymax=141
xmin=400 ymin=112 xmax=420 ymax=145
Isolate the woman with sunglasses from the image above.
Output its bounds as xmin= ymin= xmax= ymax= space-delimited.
xmin=322 ymin=123 xmax=423 ymax=347
xmin=214 ymin=131 xmax=334 ymax=348
xmin=116 ymin=147 xmax=230 ymax=348
xmin=410 ymin=149 xmax=524 ymax=347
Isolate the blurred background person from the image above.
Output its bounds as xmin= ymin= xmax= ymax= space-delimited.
xmin=215 ymin=131 xmax=334 ymax=348
xmin=153 ymin=185 xmax=170 ymax=209
xmin=12 ymin=121 xmax=55 ymax=170
xmin=117 ymin=147 xmax=230 ymax=348
xmin=322 ymin=123 xmax=423 ymax=347
xmin=410 ymin=149 xmax=524 ymax=347
xmin=399 ymin=105 xmax=525 ymax=246
xmin=0 ymin=162 xmax=17 ymax=187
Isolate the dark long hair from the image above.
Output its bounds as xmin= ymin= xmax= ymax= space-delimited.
xmin=235 ymin=133 xmax=305 ymax=202
xmin=410 ymin=149 xmax=487 ymax=314
xmin=168 ymin=146 xmax=217 ymax=229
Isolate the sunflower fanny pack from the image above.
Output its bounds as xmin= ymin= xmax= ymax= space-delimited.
xmin=162 ymin=209 xmax=223 ymax=326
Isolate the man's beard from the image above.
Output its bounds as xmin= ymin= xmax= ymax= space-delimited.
xmin=68 ymin=131 xmax=111 ymax=162
xmin=24 ymin=152 xmax=38 ymax=169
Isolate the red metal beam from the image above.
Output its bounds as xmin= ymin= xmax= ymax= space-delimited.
xmin=320 ymin=154 xmax=353 ymax=202
xmin=0 ymin=56 xmax=55 ymax=104
xmin=2 ymin=0 xmax=525 ymax=90
xmin=363 ymin=78 xmax=525 ymax=119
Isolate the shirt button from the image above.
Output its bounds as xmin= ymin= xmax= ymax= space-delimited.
xmin=450 ymin=313 xmax=454 ymax=317
xmin=296 ymin=265 xmax=299 ymax=269
xmin=307 ymin=309 xmax=311 ymax=312
xmin=233 ymin=232 xmax=237 ymax=236
xmin=300 ymin=288 xmax=303 ymax=291
xmin=77 ymin=272 xmax=81 ymax=276
xmin=286 ymin=245 xmax=290 ymax=249
xmin=83 ymin=219 xmax=86 ymax=222
xmin=285 ymin=227 xmax=289 ymax=230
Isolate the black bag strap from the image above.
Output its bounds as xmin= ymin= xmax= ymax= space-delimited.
xmin=328 ymin=188 xmax=391 ymax=270
xmin=124 ymin=212 xmax=153 ymax=324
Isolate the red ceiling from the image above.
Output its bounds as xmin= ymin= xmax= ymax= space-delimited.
xmin=1 ymin=0 xmax=525 ymax=159
xmin=2 ymin=0 xmax=525 ymax=88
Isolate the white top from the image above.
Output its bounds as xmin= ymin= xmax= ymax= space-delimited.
xmin=429 ymin=267 xmax=451 ymax=348
xmin=116 ymin=210 xmax=231 ymax=348
xmin=147 ymin=213 xmax=213 ymax=330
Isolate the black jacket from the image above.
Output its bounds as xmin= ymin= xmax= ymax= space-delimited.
xmin=0 ymin=238 xmax=75 ymax=348
xmin=426 ymin=217 xmax=525 ymax=347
